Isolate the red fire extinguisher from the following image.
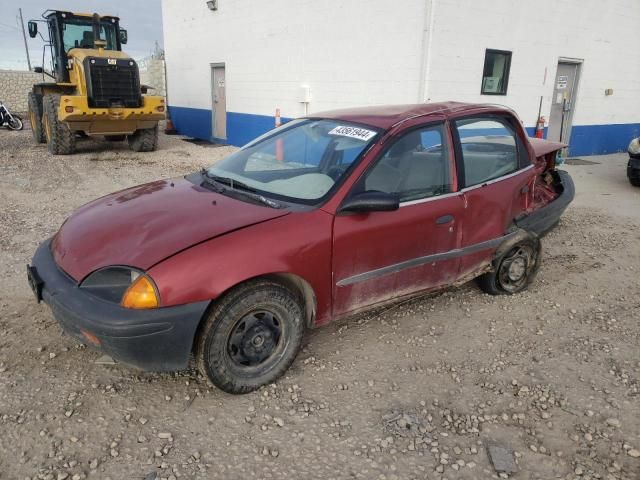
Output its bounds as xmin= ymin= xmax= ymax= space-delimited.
xmin=535 ymin=116 xmax=545 ymax=139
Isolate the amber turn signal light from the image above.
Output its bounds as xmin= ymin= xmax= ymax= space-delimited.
xmin=121 ymin=275 xmax=159 ymax=309
xmin=156 ymin=106 xmax=165 ymax=112
xmin=65 ymin=106 xmax=74 ymax=113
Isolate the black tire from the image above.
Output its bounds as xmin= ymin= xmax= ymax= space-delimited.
xmin=7 ymin=114 xmax=23 ymax=130
xmin=629 ymin=176 xmax=640 ymax=187
xmin=476 ymin=231 xmax=542 ymax=295
xmin=196 ymin=280 xmax=305 ymax=394
xmin=42 ymin=94 xmax=75 ymax=155
xmin=127 ymin=125 xmax=158 ymax=152
xmin=104 ymin=135 xmax=126 ymax=142
xmin=28 ymin=92 xmax=45 ymax=143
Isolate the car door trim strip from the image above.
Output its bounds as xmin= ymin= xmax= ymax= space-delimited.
xmin=336 ymin=231 xmax=517 ymax=287
xmin=399 ymin=165 xmax=533 ymax=207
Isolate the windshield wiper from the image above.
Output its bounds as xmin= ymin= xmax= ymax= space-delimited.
xmin=201 ymin=169 xmax=282 ymax=209
xmin=200 ymin=169 xmax=226 ymax=193
xmin=202 ymin=170 xmax=258 ymax=192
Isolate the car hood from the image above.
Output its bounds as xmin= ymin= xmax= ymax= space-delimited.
xmin=52 ymin=178 xmax=290 ymax=281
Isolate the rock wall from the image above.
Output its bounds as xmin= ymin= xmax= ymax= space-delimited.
xmin=0 ymin=70 xmax=42 ymax=113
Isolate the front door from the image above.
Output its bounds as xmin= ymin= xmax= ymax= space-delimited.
xmin=211 ymin=64 xmax=227 ymax=140
xmin=548 ymin=61 xmax=581 ymax=143
xmin=332 ymin=122 xmax=464 ymax=317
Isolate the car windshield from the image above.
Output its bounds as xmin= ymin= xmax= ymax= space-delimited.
xmin=61 ymin=18 xmax=118 ymax=52
xmin=206 ymin=119 xmax=380 ymax=204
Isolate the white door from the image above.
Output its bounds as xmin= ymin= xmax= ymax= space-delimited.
xmin=211 ymin=65 xmax=227 ymax=140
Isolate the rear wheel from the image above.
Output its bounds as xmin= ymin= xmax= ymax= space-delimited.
xmin=127 ymin=125 xmax=158 ymax=152
xmin=7 ymin=114 xmax=23 ymax=130
xmin=28 ymin=92 xmax=45 ymax=142
xmin=196 ymin=280 xmax=305 ymax=394
xmin=476 ymin=233 xmax=541 ymax=295
xmin=42 ymin=94 xmax=75 ymax=155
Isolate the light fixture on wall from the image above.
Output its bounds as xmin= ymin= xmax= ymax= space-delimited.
xmin=206 ymin=0 xmax=218 ymax=10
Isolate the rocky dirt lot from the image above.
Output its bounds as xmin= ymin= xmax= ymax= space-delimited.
xmin=0 ymin=128 xmax=639 ymax=480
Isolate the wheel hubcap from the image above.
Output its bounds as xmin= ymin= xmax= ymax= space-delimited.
xmin=498 ymin=245 xmax=536 ymax=293
xmin=227 ymin=310 xmax=282 ymax=367
xmin=507 ymin=257 xmax=527 ymax=281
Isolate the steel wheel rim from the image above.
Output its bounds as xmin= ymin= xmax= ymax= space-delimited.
xmin=497 ymin=245 xmax=536 ymax=293
xmin=226 ymin=309 xmax=284 ymax=369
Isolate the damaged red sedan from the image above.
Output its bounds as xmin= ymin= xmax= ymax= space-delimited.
xmin=28 ymin=103 xmax=574 ymax=393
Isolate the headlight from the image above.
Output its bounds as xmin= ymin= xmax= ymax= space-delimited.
xmin=629 ymin=138 xmax=640 ymax=156
xmin=81 ymin=267 xmax=160 ymax=309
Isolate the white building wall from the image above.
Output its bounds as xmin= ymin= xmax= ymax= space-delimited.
xmin=162 ymin=0 xmax=427 ymax=118
xmin=425 ymin=0 xmax=640 ymax=128
xmin=162 ymin=0 xmax=640 ymax=153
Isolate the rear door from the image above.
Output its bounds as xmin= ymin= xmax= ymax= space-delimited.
xmin=452 ymin=115 xmax=533 ymax=278
xmin=332 ymin=122 xmax=464 ymax=317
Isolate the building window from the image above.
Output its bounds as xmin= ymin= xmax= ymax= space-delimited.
xmin=481 ymin=49 xmax=512 ymax=95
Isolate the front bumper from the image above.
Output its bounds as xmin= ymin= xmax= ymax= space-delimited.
xmin=515 ymin=169 xmax=575 ymax=236
xmin=28 ymin=239 xmax=209 ymax=372
xmin=59 ymin=95 xmax=166 ymax=135
xmin=628 ymin=156 xmax=640 ymax=183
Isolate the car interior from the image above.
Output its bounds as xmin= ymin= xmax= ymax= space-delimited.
xmin=363 ymin=130 xmax=450 ymax=201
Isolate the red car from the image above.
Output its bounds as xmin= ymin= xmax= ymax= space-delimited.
xmin=28 ymin=102 xmax=574 ymax=393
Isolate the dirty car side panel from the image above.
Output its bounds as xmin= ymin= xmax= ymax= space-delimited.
xmin=148 ymin=209 xmax=335 ymax=326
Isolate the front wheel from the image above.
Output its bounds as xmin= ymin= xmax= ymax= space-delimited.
xmin=42 ymin=94 xmax=76 ymax=155
xmin=476 ymin=233 xmax=541 ymax=295
xmin=7 ymin=115 xmax=23 ymax=131
xmin=127 ymin=126 xmax=158 ymax=152
xmin=196 ymin=280 xmax=305 ymax=394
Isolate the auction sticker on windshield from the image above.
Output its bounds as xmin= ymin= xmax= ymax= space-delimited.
xmin=328 ymin=126 xmax=377 ymax=141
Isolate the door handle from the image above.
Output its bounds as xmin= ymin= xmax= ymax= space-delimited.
xmin=436 ymin=214 xmax=454 ymax=225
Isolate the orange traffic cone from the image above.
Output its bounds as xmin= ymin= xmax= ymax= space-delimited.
xmin=164 ymin=113 xmax=177 ymax=135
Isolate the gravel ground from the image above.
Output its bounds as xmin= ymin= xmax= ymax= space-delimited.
xmin=0 ymin=128 xmax=639 ymax=480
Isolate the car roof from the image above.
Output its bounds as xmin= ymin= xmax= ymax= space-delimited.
xmin=309 ymin=102 xmax=515 ymax=130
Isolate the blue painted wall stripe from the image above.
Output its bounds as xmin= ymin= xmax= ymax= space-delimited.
xmin=568 ymin=123 xmax=640 ymax=156
xmin=168 ymin=105 xmax=638 ymax=156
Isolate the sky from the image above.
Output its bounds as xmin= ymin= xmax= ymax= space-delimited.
xmin=0 ymin=0 xmax=163 ymax=70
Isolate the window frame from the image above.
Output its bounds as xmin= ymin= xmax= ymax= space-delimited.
xmin=480 ymin=49 xmax=512 ymax=96
xmin=451 ymin=113 xmax=529 ymax=189
xmin=346 ymin=120 xmax=457 ymax=205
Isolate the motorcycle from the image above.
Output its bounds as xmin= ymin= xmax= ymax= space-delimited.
xmin=0 ymin=102 xmax=24 ymax=130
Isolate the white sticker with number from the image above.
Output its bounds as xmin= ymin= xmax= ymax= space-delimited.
xmin=328 ymin=125 xmax=377 ymax=141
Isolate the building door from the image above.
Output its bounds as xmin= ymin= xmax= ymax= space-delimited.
xmin=211 ymin=64 xmax=227 ymax=140
xmin=547 ymin=61 xmax=581 ymax=143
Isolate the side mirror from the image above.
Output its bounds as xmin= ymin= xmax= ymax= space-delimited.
xmin=339 ymin=191 xmax=400 ymax=214
xmin=28 ymin=21 xmax=38 ymax=38
xmin=119 ymin=28 xmax=128 ymax=44
xmin=33 ymin=66 xmax=43 ymax=73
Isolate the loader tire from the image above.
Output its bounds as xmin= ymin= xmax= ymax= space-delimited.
xmin=28 ymin=92 xmax=45 ymax=143
xmin=42 ymin=95 xmax=76 ymax=155
xmin=127 ymin=125 xmax=158 ymax=152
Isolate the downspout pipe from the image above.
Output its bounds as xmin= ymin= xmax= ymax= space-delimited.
xmin=418 ymin=0 xmax=436 ymax=103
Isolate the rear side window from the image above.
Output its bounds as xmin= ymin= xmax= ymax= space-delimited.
xmin=353 ymin=123 xmax=452 ymax=202
xmin=455 ymin=118 xmax=519 ymax=187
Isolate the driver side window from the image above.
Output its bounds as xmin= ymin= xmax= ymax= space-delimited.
xmin=354 ymin=123 xmax=452 ymax=203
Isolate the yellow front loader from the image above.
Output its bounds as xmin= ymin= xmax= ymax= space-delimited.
xmin=27 ymin=11 xmax=165 ymax=155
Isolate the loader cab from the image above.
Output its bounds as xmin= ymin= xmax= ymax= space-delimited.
xmin=29 ymin=11 xmax=126 ymax=83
